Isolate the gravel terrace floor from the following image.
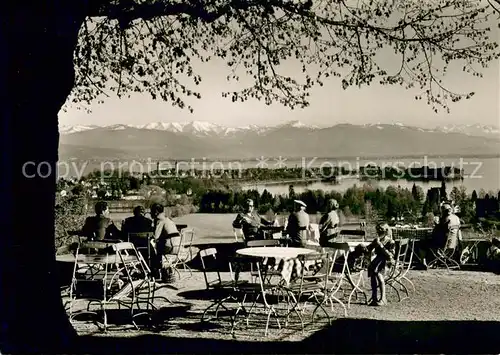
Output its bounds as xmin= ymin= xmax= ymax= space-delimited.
xmin=66 ymin=268 xmax=500 ymax=353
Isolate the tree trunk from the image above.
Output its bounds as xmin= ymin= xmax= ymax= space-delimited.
xmin=0 ymin=1 xmax=85 ymax=352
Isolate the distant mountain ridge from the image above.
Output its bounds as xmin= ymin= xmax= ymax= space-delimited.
xmin=59 ymin=120 xmax=499 ymax=139
xmin=58 ymin=121 xmax=500 ymax=161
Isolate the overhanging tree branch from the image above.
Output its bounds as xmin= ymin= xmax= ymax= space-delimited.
xmin=70 ymin=0 xmax=499 ymax=114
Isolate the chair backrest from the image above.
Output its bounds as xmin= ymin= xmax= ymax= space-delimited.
xmin=128 ymin=232 xmax=154 ymax=249
xmin=308 ymin=223 xmax=320 ymax=243
xmin=297 ymin=251 xmax=330 ymax=289
xmin=339 ymin=229 xmax=366 ymax=241
xmin=246 ymin=239 xmax=280 ymax=248
xmin=112 ymin=242 xmax=150 ymax=277
xmin=393 ymin=238 xmax=410 ymax=269
xmin=199 ymin=248 xmax=222 ymax=289
xmin=109 ymin=242 xmax=150 ymax=301
xmin=392 ymin=228 xmax=431 ymax=240
xmin=128 ymin=232 xmax=154 ymax=242
xmin=180 ymin=228 xmax=195 ymax=247
xmin=233 ymin=228 xmax=244 ymax=242
xmin=322 ymin=243 xmax=349 ymax=291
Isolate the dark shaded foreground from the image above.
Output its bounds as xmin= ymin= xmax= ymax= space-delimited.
xmin=71 ymin=319 xmax=500 ymax=354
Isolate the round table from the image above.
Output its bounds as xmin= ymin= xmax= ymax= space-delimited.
xmin=236 ymin=246 xmax=314 ymax=259
xmin=56 ymin=254 xmax=139 ymax=264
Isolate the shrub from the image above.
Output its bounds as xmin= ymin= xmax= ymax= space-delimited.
xmin=55 ymin=194 xmax=88 ymax=254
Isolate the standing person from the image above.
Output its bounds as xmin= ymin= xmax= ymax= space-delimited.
xmin=441 ymin=203 xmax=461 ymax=249
xmin=319 ymin=199 xmax=340 ymax=246
xmin=232 ymin=199 xmax=275 ymax=241
xmin=286 ymin=200 xmax=311 ymax=247
xmin=150 ymin=203 xmax=181 ymax=282
xmin=367 ymin=223 xmax=396 ymax=306
xmin=81 ymin=201 xmax=121 ymax=241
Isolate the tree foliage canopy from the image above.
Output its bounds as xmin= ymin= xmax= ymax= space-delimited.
xmin=70 ymin=0 xmax=499 ymax=113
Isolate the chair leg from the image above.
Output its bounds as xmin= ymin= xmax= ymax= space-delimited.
xmin=387 ymin=282 xmax=401 ymax=302
xmin=402 ymin=276 xmax=416 ymax=293
xmin=329 ymin=295 xmax=347 ymax=317
xmin=395 ymin=279 xmax=409 ymax=301
xmin=202 ymin=296 xmax=233 ymax=322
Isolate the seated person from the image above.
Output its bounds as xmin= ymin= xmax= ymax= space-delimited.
xmin=286 ymin=200 xmax=311 ymax=247
xmin=150 ymin=203 xmax=181 ymax=282
xmin=122 ymin=206 xmax=153 ymax=244
xmin=367 ymin=223 xmax=396 ymax=306
xmin=418 ymin=204 xmax=460 ymax=269
xmin=232 ymin=199 xmax=274 ymax=241
xmin=81 ymin=201 xmax=121 ymax=241
xmin=486 ymin=237 xmax=500 ymax=272
xmin=319 ymin=199 xmax=340 ymax=246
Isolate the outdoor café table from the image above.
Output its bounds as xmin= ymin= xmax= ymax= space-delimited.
xmin=236 ymin=247 xmax=315 ymax=285
xmin=236 ymin=246 xmax=314 ymax=259
xmin=57 ymin=253 xmax=139 ymax=265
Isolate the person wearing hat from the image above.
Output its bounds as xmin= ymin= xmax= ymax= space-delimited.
xmin=286 ymin=200 xmax=311 ymax=247
xmin=367 ymin=222 xmax=396 ymax=306
xmin=232 ymin=199 xmax=275 ymax=241
xmin=318 ymin=199 xmax=341 ymax=246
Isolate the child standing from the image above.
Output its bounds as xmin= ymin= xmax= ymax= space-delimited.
xmin=367 ymin=223 xmax=395 ymax=306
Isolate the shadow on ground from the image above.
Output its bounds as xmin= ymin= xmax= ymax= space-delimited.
xmin=72 ymin=319 xmax=500 ymax=354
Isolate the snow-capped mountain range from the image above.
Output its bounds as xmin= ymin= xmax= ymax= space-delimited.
xmin=59 ymin=120 xmax=318 ymax=136
xmin=58 ymin=120 xmax=500 ymax=160
xmin=59 ymin=120 xmax=499 ymax=139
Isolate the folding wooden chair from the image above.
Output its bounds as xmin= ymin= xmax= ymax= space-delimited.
xmin=200 ymin=248 xmax=248 ymax=322
xmin=428 ymin=227 xmax=461 ymax=271
xmin=85 ymin=242 xmax=154 ymax=331
xmin=283 ymin=251 xmax=330 ymax=331
xmin=245 ymin=239 xmax=281 ymax=282
xmin=385 ymin=238 xmax=415 ymax=302
xmin=128 ymin=232 xmax=155 ymax=270
xmin=175 ymin=228 xmax=196 ymax=276
xmin=317 ymin=243 xmax=349 ymax=320
xmin=428 ymin=247 xmax=461 ymax=270
xmin=230 ymin=257 xmax=281 ymax=337
xmin=66 ymin=240 xmax=122 ymax=319
xmin=233 ymin=228 xmax=244 ymax=242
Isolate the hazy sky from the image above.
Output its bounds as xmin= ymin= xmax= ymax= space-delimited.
xmin=59 ymin=34 xmax=500 ymax=130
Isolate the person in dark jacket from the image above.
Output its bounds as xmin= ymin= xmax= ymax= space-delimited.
xmin=81 ymin=201 xmax=121 ymax=241
xmin=122 ymin=206 xmax=153 ymax=241
xmin=232 ymin=199 xmax=274 ymax=241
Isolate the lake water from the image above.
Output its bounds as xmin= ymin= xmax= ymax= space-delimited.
xmin=239 ymin=157 xmax=500 ymax=195
xmin=62 ymin=156 xmax=499 ymax=193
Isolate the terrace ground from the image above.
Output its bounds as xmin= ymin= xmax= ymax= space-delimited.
xmin=64 ymin=212 xmax=500 ymax=353
xmin=68 ymin=268 xmax=500 ymax=353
